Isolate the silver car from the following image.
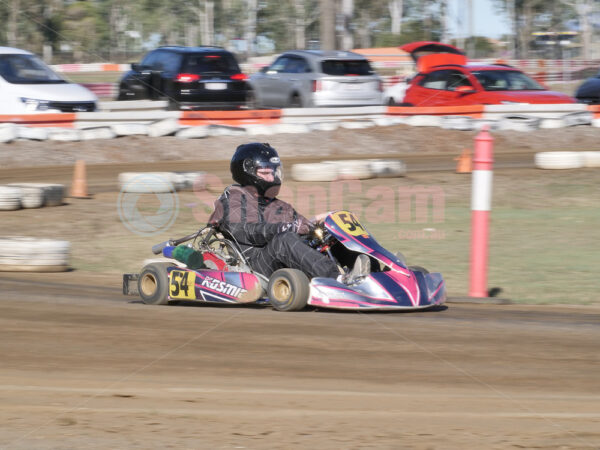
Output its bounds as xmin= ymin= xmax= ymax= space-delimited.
xmin=248 ymin=50 xmax=383 ymax=108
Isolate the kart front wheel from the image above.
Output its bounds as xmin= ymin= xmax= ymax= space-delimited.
xmin=138 ymin=262 xmax=171 ymax=305
xmin=268 ymin=268 xmax=310 ymax=312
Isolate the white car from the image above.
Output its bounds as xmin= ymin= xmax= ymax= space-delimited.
xmin=0 ymin=47 xmax=97 ymax=114
xmin=248 ymin=50 xmax=383 ymax=108
xmin=383 ymin=79 xmax=409 ymax=106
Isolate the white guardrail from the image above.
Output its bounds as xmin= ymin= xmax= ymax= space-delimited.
xmin=0 ymin=103 xmax=599 ymax=143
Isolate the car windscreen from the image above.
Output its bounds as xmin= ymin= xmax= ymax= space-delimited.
xmin=472 ymin=70 xmax=545 ymax=91
xmin=0 ymin=54 xmax=65 ymax=84
xmin=181 ymin=53 xmax=240 ymax=74
xmin=320 ymin=59 xmax=374 ymax=76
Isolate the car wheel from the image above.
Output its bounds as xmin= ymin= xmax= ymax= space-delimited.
xmin=408 ymin=265 xmax=429 ymax=274
xmin=289 ymin=94 xmax=302 ymax=108
xmin=268 ymin=268 xmax=310 ymax=311
xmin=246 ymin=89 xmax=258 ymax=110
xmin=138 ymin=262 xmax=172 ymax=305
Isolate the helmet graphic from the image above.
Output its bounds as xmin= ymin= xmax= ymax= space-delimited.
xmin=230 ymin=143 xmax=282 ymax=197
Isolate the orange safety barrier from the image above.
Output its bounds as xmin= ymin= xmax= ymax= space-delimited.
xmin=387 ymin=105 xmax=485 ymax=119
xmin=101 ymin=63 xmax=121 ymax=72
xmin=179 ymin=109 xmax=282 ymax=127
xmin=587 ymin=105 xmax=600 ymax=119
xmin=0 ymin=113 xmax=76 ymax=128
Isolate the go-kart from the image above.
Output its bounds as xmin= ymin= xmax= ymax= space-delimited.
xmin=123 ymin=210 xmax=446 ymax=311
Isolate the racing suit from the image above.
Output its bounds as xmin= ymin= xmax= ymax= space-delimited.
xmin=208 ymin=184 xmax=340 ymax=279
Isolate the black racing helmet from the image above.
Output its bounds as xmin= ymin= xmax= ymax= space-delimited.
xmin=230 ymin=142 xmax=283 ymax=196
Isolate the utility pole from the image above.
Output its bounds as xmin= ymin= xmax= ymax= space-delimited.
xmin=320 ymin=0 xmax=336 ymax=50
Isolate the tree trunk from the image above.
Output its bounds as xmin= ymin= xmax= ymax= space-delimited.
xmin=388 ymin=0 xmax=403 ymax=35
xmin=577 ymin=0 xmax=592 ymax=59
xmin=7 ymin=0 xmax=20 ymax=47
xmin=439 ymin=0 xmax=447 ymax=43
xmin=341 ymin=0 xmax=353 ymax=50
xmin=245 ymin=0 xmax=257 ymax=58
xmin=357 ymin=9 xmax=371 ymax=49
xmin=320 ymin=0 xmax=336 ymax=50
xmin=294 ymin=0 xmax=306 ymax=49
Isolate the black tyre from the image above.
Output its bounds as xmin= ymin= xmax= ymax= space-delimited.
xmin=408 ymin=265 xmax=429 ymax=274
xmin=138 ymin=262 xmax=172 ymax=305
xmin=246 ymin=89 xmax=258 ymax=109
xmin=268 ymin=268 xmax=310 ymax=311
xmin=289 ymin=94 xmax=302 ymax=108
xmin=167 ymin=99 xmax=180 ymax=111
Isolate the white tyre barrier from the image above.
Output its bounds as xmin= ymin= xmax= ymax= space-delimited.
xmin=245 ymin=124 xmax=275 ymax=135
xmin=563 ymin=111 xmax=592 ymax=127
xmin=47 ymin=128 xmax=81 ymax=141
xmin=0 ymin=186 xmax=22 ymax=211
xmin=441 ymin=115 xmax=474 ymax=131
xmin=80 ymin=127 xmax=117 ymax=140
xmin=7 ymin=184 xmax=44 ymax=208
xmin=111 ymin=123 xmax=149 ymax=136
xmin=172 ymin=172 xmax=206 ymax=191
xmin=118 ymin=172 xmax=176 ymax=193
xmin=307 ymin=122 xmax=339 ymax=132
xmin=368 ymin=159 xmax=407 ymax=178
xmin=473 ymin=119 xmax=501 ymax=131
xmin=539 ymin=118 xmax=566 ymax=129
xmin=17 ymin=127 xmax=48 ymax=141
xmin=273 ymin=123 xmax=310 ymax=134
xmin=0 ymin=124 xmax=18 ymax=143
xmin=499 ymin=115 xmax=541 ymax=132
xmin=148 ymin=118 xmax=181 ymax=137
xmin=580 ymin=151 xmax=600 ymax=168
xmin=340 ymin=120 xmax=375 ymax=130
xmin=534 ymin=152 xmax=584 ymax=170
xmin=175 ymin=126 xmax=209 ymax=139
xmin=291 ymin=163 xmax=339 ymax=182
xmin=322 ymin=160 xmax=373 ymax=180
xmin=208 ymin=124 xmax=247 ymax=136
xmin=405 ymin=115 xmax=442 ymax=127
xmin=0 ymin=237 xmax=70 ymax=272
xmin=372 ymin=117 xmax=395 ymax=127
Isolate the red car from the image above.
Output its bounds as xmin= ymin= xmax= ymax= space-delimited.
xmin=400 ymin=42 xmax=575 ymax=107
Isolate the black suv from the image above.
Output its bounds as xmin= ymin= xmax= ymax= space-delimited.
xmin=117 ymin=46 xmax=249 ymax=110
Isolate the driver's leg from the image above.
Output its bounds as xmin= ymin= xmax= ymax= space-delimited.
xmin=248 ymin=232 xmax=339 ymax=279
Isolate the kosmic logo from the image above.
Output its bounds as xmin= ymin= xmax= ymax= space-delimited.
xmin=201 ymin=275 xmax=247 ymax=298
xmin=117 ymin=173 xmax=179 ymax=236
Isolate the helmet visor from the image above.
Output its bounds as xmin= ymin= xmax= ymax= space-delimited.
xmin=244 ymin=159 xmax=283 ymax=184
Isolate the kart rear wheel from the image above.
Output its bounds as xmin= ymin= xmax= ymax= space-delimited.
xmin=268 ymin=268 xmax=310 ymax=312
xmin=408 ymin=265 xmax=429 ymax=274
xmin=138 ymin=262 xmax=171 ymax=305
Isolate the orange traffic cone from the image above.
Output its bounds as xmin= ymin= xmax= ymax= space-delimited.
xmin=455 ymin=148 xmax=472 ymax=174
xmin=70 ymin=159 xmax=90 ymax=198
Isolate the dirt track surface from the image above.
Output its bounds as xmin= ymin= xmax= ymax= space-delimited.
xmin=1 ymin=125 xmax=599 ymax=448
xmin=0 ymin=274 xmax=599 ymax=449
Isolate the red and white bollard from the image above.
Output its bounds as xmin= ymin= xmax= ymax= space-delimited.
xmin=469 ymin=126 xmax=494 ymax=297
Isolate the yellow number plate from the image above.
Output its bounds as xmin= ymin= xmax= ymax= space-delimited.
xmin=169 ymin=270 xmax=197 ymax=300
xmin=331 ymin=211 xmax=367 ymax=236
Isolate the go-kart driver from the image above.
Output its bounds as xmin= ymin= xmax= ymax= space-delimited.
xmin=208 ymin=142 xmax=370 ymax=284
